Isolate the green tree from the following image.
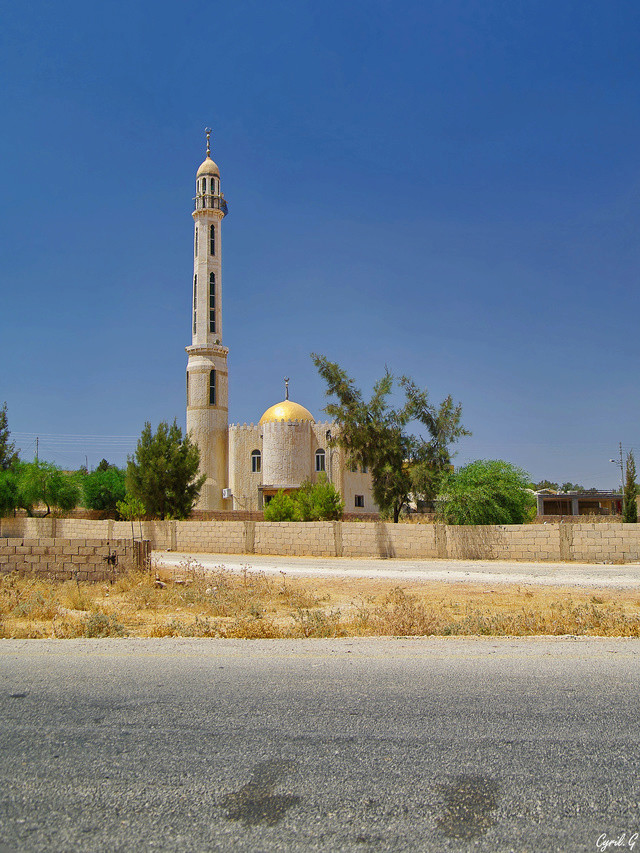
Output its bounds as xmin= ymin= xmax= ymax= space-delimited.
xmin=263 ymin=490 xmax=297 ymax=521
xmin=14 ymin=460 xmax=80 ymax=517
xmin=295 ymin=475 xmax=344 ymax=521
xmin=82 ymin=466 xmax=126 ymax=512
xmin=126 ymin=420 xmax=205 ymax=519
xmin=0 ymin=466 xmax=19 ymax=516
xmin=312 ymin=354 xmax=470 ymax=522
xmin=560 ymin=482 xmax=584 ymax=493
xmin=438 ymin=460 xmax=536 ymax=525
xmin=623 ymin=451 xmax=638 ymax=523
xmin=533 ymin=480 xmax=559 ymax=491
xmin=0 ymin=403 xmax=19 ymax=471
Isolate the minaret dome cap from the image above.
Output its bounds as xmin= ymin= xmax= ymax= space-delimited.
xmin=197 ymin=157 xmax=220 ymax=178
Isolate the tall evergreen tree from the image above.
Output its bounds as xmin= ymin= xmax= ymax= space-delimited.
xmin=623 ymin=451 xmax=638 ymax=523
xmin=126 ymin=420 xmax=205 ymax=519
xmin=0 ymin=402 xmax=18 ymax=470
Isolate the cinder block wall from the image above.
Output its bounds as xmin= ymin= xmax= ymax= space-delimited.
xmin=3 ymin=517 xmax=640 ymax=563
xmin=0 ymin=538 xmax=140 ymax=581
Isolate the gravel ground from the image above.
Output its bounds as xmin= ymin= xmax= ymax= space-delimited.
xmin=154 ymin=551 xmax=640 ymax=588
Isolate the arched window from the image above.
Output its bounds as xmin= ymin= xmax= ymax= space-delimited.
xmin=194 ymin=226 xmax=198 ymax=256
xmin=193 ymin=275 xmax=197 ymax=334
xmin=315 ymin=448 xmax=326 ymax=472
xmin=209 ymin=369 xmax=216 ymax=406
xmin=186 ymin=373 xmax=189 ymax=406
xmin=209 ymin=272 xmax=216 ymax=333
xmin=210 ymin=223 xmax=216 ymax=256
xmin=251 ymin=449 xmax=261 ymax=473
xmin=211 ymin=178 xmax=217 ymax=194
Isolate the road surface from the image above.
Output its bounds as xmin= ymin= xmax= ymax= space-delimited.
xmin=1 ymin=637 xmax=640 ymax=851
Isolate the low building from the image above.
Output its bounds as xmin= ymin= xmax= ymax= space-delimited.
xmin=536 ymin=490 xmax=623 ymax=517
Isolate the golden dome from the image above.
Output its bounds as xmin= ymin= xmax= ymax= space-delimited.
xmin=259 ymin=400 xmax=315 ymax=425
xmin=196 ymin=157 xmax=220 ymax=178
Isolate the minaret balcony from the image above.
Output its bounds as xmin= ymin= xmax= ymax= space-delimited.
xmin=193 ymin=195 xmax=228 ymax=215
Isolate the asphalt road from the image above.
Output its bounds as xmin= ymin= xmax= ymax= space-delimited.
xmin=1 ymin=637 xmax=640 ymax=852
xmin=155 ymin=550 xmax=640 ymax=588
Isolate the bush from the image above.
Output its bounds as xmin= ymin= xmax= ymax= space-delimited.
xmin=438 ymin=459 xmax=535 ymax=525
xmin=263 ymin=490 xmax=297 ymax=521
xmin=295 ymin=475 xmax=344 ymax=521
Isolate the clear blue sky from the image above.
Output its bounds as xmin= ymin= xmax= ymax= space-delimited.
xmin=1 ymin=0 xmax=639 ymax=487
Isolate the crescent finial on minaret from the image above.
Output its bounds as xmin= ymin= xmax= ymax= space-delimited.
xmin=205 ymin=127 xmax=212 ymax=158
xmin=284 ymin=377 xmax=290 ymax=401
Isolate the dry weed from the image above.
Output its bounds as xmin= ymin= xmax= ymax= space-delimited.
xmin=2 ymin=562 xmax=640 ymax=638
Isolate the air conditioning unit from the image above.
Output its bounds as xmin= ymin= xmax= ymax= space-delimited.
xmin=222 ymin=488 xmax=233 ymax=499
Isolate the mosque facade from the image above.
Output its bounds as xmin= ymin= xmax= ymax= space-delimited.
xmin=186 ymin=134 xmax=376 ymax=513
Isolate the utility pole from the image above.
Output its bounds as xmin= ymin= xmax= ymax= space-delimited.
xmin=610 ymin=444 xmax=625 ymax=516
xmin=35 ymin=436 xmax=38 ymax=462
xmin=620 ymin=441 xmax=626 ymax=516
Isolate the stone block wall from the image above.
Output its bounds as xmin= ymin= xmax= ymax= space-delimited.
xmin=0 ymin=538 xmax=145 ymax=581
xmin=253 ymin=522 xmax=337 ymax=556
xmin=3 ymin=517 xmax=640 ymax=563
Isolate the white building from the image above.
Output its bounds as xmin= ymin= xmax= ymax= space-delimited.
xmin=185 ymin=133 xmax=376 ymax=514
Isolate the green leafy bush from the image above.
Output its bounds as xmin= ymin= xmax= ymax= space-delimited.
xmin=438 ymin=459 xmax=535 ymax=525
xmin=295 ymin=475 xmax=344 ymax=521
xmin=263 ymin=490 xmax=297 ymax=521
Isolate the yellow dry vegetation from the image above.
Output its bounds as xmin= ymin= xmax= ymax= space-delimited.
xmin=2 ymin=559 xmax=640 ymax=639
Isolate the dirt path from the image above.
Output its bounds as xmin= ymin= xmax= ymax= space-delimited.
xmin=154 ymin=551 xmax=640 ymax=589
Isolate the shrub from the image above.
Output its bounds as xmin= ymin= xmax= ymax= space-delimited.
xmin=295 ymin=475 xmax=344 ymax=521
xmin=438 ymin=459 xmax=535 ymax=525
xmin=263 ymin=490 xmax=297 ymax=521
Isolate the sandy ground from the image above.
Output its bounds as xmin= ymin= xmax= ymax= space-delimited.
xmin=153 ymin=551 xmax=640 ymax=589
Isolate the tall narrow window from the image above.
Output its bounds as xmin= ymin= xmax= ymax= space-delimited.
xmin=186 ymin=373 xmax=189 ymax=406
xmin=194 ymin=226 xmax=198 ymax=257
xmin=355 ymin=495 xmax=364 ymax=508
xmin=210 ymin=224 xmax=216 ymax=256
xmin=209 ymin=272 xmax=216 ymax=333
xmin=251 ymin=449 xmax=261 ymax=473
xmin=315 ymin=449 xmax=326 ymax=473
xmin=193 ymin=275 xmax=197 ymax=334
xmin=211 ymin=178 xmax=216 ymax=194
xmin=209 ymin=369 xmax=216 ymax=406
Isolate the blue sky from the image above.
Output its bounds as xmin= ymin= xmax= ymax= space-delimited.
xmin=1 ymin=0 xmax=639 ymax=487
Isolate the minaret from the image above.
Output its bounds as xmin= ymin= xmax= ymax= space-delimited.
xmin=186 ymin=129 xmax=229 ymax=510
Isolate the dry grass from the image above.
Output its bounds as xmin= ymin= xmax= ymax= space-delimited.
xmin=2 ymin=558 xmax=640 ymax=639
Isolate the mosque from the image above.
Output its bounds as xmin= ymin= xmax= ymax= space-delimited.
xmin=185 ymin=133 xmax=376 ymax=513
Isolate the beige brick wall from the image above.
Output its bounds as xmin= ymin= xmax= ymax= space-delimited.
xmin=253 ymin=522 xmax=337 ymax=556
xmin=3 ymin=517 xmax=640 ymax=562
xmin=0 ymin=538 xmax=140 ymax=580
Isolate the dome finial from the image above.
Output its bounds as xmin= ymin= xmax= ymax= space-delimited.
xmin=284 ymin=376 xmax=290 ymax=401
xmin=205 ymin=127 xmax=212 ymax=158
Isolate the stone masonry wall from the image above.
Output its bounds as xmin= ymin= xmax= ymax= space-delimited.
xmin=2 ymin=517 xmax=640 ymax=563
xmin=0 ymin=538 xmax=143 ymax=581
